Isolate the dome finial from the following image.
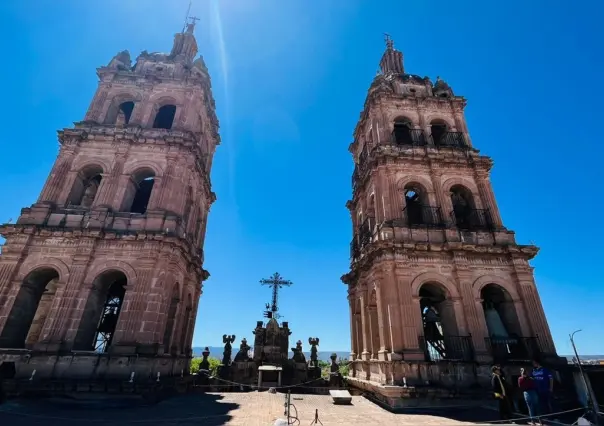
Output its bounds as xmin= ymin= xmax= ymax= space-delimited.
xmin=384 ymin=33 xmax=394 ymax=50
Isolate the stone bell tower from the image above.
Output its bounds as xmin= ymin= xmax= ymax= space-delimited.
xmin=342 ymin=37 xmax=559 ymax=391
xmin=0 ymin=20 xmax=219 ymax=379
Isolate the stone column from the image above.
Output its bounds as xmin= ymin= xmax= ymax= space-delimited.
xmin=519 ymin=284 xmax=556 ymax=354
xmin=430 ymin=172 xmax=450 ymax=226
xmin=367 ymin=306 xmax=379 ymax=359
xmin=257 ymin=370 xmax=263 ymax=389
xmin=38 ymin=151 xmax=75 ymax=204
xmin=359 ymin=293 xmax=370 ymax=360
xmin=84 ymin=85 xmax=109 ymax=123
xmin=348 ymin=295 xmax=357 ymax=359
xmin=476 ymin=175 xmax=503 ymax=227
xmin=98 ymin=154 xmax=127 ymax=209
xmin=458 ymin=274 xmax=489 ymax=355
xmin=374 ymin=283 xmax=390 ymax=359
xmin=41 ymin=263 xmax=89 ymax=347
xmin=354 ymin=313 xmax=362 ymax=360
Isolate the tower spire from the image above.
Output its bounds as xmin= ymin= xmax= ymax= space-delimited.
xmin=379 ymin=34 xmax=404 ymax=75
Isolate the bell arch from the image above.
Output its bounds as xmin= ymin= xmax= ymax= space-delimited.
xmin=67 ymin=164 xmax=104 ymax=208
xmin=0 ymin=267 xmax=61 ymax=348
xmin=122 ymin=168 xmax=156 ymax=214
xmin=73 ymin=270 xmax=128 ymax=352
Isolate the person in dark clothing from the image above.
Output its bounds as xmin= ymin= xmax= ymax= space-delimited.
xmin=519 ymin=367 xmax=541 ymax=425
xmin=491 ymin=365 xmax=514 ymax=421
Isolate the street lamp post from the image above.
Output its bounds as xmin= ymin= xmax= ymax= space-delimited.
xmin=570 ymin=330 xmax=599 ymax=425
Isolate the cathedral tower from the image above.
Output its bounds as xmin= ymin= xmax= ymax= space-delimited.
xmin=0 ymin=21 xmax=219 ymax=379
xmin=342 ymin=38 xmax=559 ymax=389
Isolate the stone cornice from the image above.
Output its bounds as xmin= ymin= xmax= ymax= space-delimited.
xmin=342 ymin=240 xmax=539 ymax=284
xmin=350 ymin=144 xmax=492 ymax=203
xmin=58 ymin=124 xmax=215 ymax=204
xmin=0 ymin=223 xmax=208 ymax=281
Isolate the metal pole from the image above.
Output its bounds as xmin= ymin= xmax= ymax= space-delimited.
xmin=570 ymin=330 xmax=599 ymax=425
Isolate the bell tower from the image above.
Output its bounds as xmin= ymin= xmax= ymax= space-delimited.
xmin=342 ymin=37 xmax=560 ymax=387
xmin=0 ymin=20 xmax=219 ymax=379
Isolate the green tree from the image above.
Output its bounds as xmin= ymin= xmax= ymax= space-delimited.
xmin=190 ymin=356 xmax=221 ymax=376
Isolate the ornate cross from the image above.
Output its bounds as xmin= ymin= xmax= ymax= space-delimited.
xmin=260 ymin=272 xmax=293 ymax=315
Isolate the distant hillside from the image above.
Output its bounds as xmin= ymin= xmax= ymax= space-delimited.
xmin=192 ymin=347 xmax=349 ymax=362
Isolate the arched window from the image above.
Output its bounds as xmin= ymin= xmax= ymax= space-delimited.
xmin=404 ymin=184 xmax=427 ymax=226
xmin=0 ymin=268 xmax=60 ymax=349
xmin=122 ymin=170 xmax=156 ymax=214
xmin=68 ymin=166 xmax=104 ymax=208
xmin=153 ymin=105 xmax=177 ymax=129
xmin=163 ymin=284 xmax=180 ymax=354
xmin=393 ymin=118 xmax=413 ymax=145
xmin=418 ymin=283 xmax=466 ymax=361
xmin=105 ymin=100 xmax=136 ymax=125
xmin=430 ymin=119 xmax=448 ymax=146
xmin=116 ymin=101 xmax=134 ymax=126
xmin=73 ymin=270 xmax=127 ymax=352
xmin=450 ymin=185 xmax=476 ymax=229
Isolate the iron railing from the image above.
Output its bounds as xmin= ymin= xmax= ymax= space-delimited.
xmin=403 ymin=205 xmax=446 ymax=228
xmin=391 ymin=129 xmax=428 ymax=147
xmin=486 ymin=336 xmax=542 ymax=364
xmin=450 ymin=208 xmax=494 ymax=231
xmin=350 ymin=216 xmax=375 ymax=259
xmin=419 ymin=335 xmax=475 ymax=362
xmin=432 ymin=131 xmax=467 ymax=148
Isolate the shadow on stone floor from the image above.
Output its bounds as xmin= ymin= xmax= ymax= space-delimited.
xmin=0 ymin=393 xmax=239 ymax=426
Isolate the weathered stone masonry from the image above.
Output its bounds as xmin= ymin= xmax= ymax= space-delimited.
xmin=342 ymin=37 xmax=561 ymax=390
xmin=0 ymin=22 xmax=219 ymax=380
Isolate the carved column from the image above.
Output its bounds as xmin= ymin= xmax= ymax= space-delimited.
xmin=430 ymin=171 xmax=450 ymax=226
xmin=374 ymin=282 xmax=390 ymax=359
xmin=38 ymin=150 xmax=75 ymax=204
xmin=113 ymin=266 xmax=155 ymax=347
xmin=359 ymin=292 xmax=370 ymax=360
xmin=348 ymin=295 xmax=357 ymax=359
xmin=98 ymin=153 xmax=127 ymax=209
xmin=84 ymin=85 xmax=110 ymax=122
xmin=457 ymin=271 xmax=489 ymax=355
xmin=519 ymin=283 xmax=556 ymax=354
xmin=476 ymin=174 xmax=503 ymax=227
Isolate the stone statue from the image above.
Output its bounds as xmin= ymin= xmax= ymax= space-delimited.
xmin=233 ymin=337 xmax=251 ymax=362
xmin=329 ymin=353 xmax=342 ymax=387
xmin=108 ymin=50 xmax=132 ymax=71
xmin=222 ymin=334 xmax=236 ymax=365
xmin=291 ymin=340 xmax=306 ymax=363
xmin=199 ymin=347 xmax=210 ymax=371
xmin=308 ymin=337 xmax=320 ymax=368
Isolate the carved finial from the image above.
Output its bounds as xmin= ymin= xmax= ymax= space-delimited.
xmin=384 ymin=33 xmax=394 ymax=50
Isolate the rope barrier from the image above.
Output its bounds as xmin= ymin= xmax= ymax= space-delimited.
xmin=480 ymin=406 xmax=584 ymax=424
xmin=195 ymin=370 xmax=327 ymax=390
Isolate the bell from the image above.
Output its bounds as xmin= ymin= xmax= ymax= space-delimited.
xmin=484 ymin=306 xmax=509 ymax=338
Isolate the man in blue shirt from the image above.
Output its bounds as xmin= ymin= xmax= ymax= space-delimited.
xmin=531 ymin=358 xmax=554 ymax=415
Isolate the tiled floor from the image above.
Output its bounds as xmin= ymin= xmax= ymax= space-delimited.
xmin=0 ymin=392 xmax=510 ymax=425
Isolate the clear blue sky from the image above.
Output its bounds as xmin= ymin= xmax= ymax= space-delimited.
xmin=0 ymin=0 xmax=602 ymax=355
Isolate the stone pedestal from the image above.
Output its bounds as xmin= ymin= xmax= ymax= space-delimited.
xmin=257 ymin=365 xmax=282 ymax=389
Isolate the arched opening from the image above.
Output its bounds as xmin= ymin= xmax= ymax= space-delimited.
xmin=73 ymin=270 xmax=127 ymax=352
xmin=403 ymin=183 xmax=434 ymax=226
xmin=116 ymin=101 xmax=134 ymax=126
xmin=162 ymin=284 xmax=180 ymax=354
xmin=481 ymin=284 xmax=531 ymax=361
xmin=67 ymin=166 xmax=104 ymax=208
xmin=392 ymin=118 xmax=414 ymax=145
xmin=0 ymin=268 xmax=60 ymax=349
xmin=104 ymin=100 xmax=136 ymax=125
xmin=153 ymin=105 xmax=177 ymax=129
xmin=122 ymin=170 xmax=156 ymax=214
xmin=419 ymin=283 xmax=466 ymax=361
xmin=179 ymin=294 xmax=193 ymax=355
xmin=450 ymin=185 xmax=477 ymax=229
xmin=430 ymin=119 xmax=448 ymax=146
xmin=25 ymin=278 xmax=59 ymax=346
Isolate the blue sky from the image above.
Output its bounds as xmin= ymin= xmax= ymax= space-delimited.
xmin=0 ymin=0 xmax=603 ymax=355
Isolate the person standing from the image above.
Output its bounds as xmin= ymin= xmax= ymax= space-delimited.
xmin=519 ymin=367 xmax=541 ymax=425
xmin=492 ymin=365 xmax=513 ymax=421
xmin=531 ymin=358 xmax=554 ymax=416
